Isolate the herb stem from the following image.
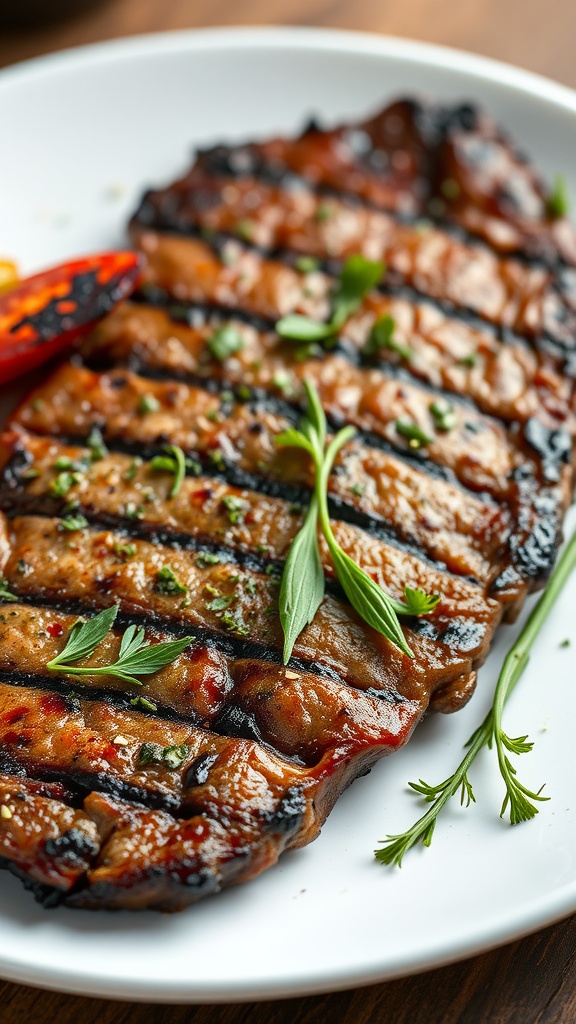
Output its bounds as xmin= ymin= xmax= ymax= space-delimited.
xmin=375 ymin=527 xmax=576 ymax=865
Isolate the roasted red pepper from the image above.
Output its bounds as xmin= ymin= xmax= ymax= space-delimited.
xmin=0 ymin=251 xmax=142 ymax=384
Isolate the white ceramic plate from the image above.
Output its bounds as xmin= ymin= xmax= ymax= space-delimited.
xmin=0 ymin=26 xmax=575 ymax=1004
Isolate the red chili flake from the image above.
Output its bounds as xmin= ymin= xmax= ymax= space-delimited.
xmin=40 ymin=693 xmax=68 ymax=715
xmin=190 ymin=487 xmax=213 ymax=509
xmin=47 ymin=622 xmax=64 ymax=638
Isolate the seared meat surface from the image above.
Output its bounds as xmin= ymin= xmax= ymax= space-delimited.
xmin=1 ymin=96 xmax=575 ymax=911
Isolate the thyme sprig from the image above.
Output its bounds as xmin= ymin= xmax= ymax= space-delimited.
xmin=276 ymin=380 xmax=438 ymax=662
xmin=46 ymin=605 xmax=194 ymax=686
xmin=375 ymin=527 xmax=576 ymax=866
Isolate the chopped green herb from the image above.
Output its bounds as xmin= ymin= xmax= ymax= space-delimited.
xmin=314 ymin=203 xmax=332 ymax=223
xmin=195 ymin=551 xmax=223 ymax=568
xmin=208 ymin=325 xmax=244 ymax=362
xmin=124 ymin=501 xmax=144 ymax=520
xmin=351 ymin=482 xmax=367 ymax=497
xmin=0 ymin=579 xmax=17 ymax=603
xmin=429 ymin=399 xmax=457 ymax=433
xmin=124 ymin=457 xmax=142 ymax=482
xmin=364 ymin=314 xmax=412 ymax=361
xmin=113 ymin=541 xmax=137 ymax=560
xmin=50 ymin=471 xmax=82 ymax=498
xmin=221 ymin=494 xmax=248 ymax=524
xmin=22 ymin=468 xmax=40 ymax=480
xmin=137 ymin=741 xmax=190 ymax=770
xmin=560 ymin=638 xmax=571 ymax=648
xmin=236 ymin=384 xmax=252 ymax=402
xmin=138 ymin=394 xmax=160 ymax=415
xmin=60 ymin=513 xmax=89 ymax=532
xmin=86 ymin=426 xmax=108 ymax=461
xmin=547 ymin=175 xmax=570 ymax=218
xmin=395 ymin=420 xmax=434 ymax=449
xmin=154 ymin=566 xmax=187 ymax=596
xmin=295 ymin=255 xmax=320 ymax=274
xmin=130 ymin=696 xmax=158 ymax=712
xmin=208 ymin=449 xmax=225 ymax=470
xmin=220 ymin=612 xmax=249 ymax=635
xmin=235 ymin=219 xmax=254 ymax=241
xmin=458 ymin=353 xmax=478 ymax=368
xmin=207 ymin=594 xmax=235 ymax=611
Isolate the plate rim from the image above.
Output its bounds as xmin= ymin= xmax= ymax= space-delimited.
xmin=1 ymin=23 xmax=576 ymax=1004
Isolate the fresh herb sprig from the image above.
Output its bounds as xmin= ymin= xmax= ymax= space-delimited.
xmin=276 ymin=381 xmax=438 ymax=662
xmin=46 ymin=605 xmax=194 ymax=686
xmin=276 ymin=254 xmax=384 ymax=343
xmin=375 ymin=528 xmax=576 ymax=867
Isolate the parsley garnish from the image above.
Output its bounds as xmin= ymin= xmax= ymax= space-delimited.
xmin=154 ymin=566 xmax=187 ymax=596
xmin=59 ymin=513 xmax=89 ymax=532
xmin=46 ymin=605 xmax=194 ymax=686
xmin=276 ymin=254 xmax=384 ymax=343
xmin=86 ymin=426 xmax=108 ymax=461
xmin=137 ymin=741 xmax=190 ymax=770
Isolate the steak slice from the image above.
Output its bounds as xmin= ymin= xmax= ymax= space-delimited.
xmin=2 ymin=95 xmax=575 ymax=913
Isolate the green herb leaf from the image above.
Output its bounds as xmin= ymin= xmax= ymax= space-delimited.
xmin=276 ymin=254 xmax=384 ymax=343
xmin=393 ymin=585 xmax=441 ymax=617
xmin=279 ymin=497 xmax=325 ymax=664
xmin=547 ymin=175 xmax=570 ymax=218
xmin=137 ymin=741 xmax=190 ymax=770
xmin=331 ymin=255 xmax=385 ymax=330
xmin=329 ymin=546 xmax=413 ymax=658
xmin=46 ymin=606 xmax=194 ymax=687
xmin=150 ymin=444 xmax=188 ymax=498
xmin=295 ymin=255 xmax=320 ymax=274
xmin=364 ymin=314 xmax=412 ymax=361
xmin=276 ymin=314 xmax=337 ymax=342
xmin=208 ymin=325 xmax=244 ymax=361
xmin=46 ymin=605 xmax=119 ymax=668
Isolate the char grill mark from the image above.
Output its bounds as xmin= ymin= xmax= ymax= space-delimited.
xmin=86 ymin=300 xmax=574 ymax=443
xmin=0 ymin=429 xmax=511 ymax=597
xmin=10 ymin=363 xmax=568 ymax=599
xmin=182 ymin=97 xmax=576 ymax=266
xmin=0 ymin=514 xmax=493 ymax=694
xmin=10 ymin=358 xmax=544 ymax=503
xmin=132 ymin=172 xmax=576 ymax=354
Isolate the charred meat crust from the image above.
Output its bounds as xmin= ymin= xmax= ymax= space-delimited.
xmin=2 ymin=95 xmax=576 ymax=913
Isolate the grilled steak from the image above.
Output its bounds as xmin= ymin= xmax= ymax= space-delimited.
xmin=1 ymin=95 xmax=575 ymax=911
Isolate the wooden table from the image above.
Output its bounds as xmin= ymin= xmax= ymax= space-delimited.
xmin=1 ymin=2 xmax=576 ymax=1020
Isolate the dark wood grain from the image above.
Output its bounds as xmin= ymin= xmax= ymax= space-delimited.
xmin=1 ymin=1 xmax=576 ymax=1021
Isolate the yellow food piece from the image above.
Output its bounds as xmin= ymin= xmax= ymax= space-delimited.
xmin=0 ymin=260 xmax=19 ymax=294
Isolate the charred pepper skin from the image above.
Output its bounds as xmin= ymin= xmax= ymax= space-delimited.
xmin=0 ymin=251 xmax=142 ymax=384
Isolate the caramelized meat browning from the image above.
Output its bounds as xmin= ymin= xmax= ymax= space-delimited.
xmin=1 ymin=95 xmax=575 ymax=911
